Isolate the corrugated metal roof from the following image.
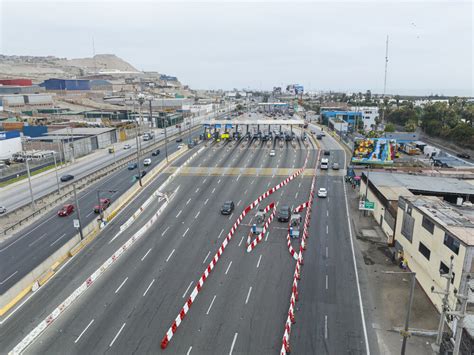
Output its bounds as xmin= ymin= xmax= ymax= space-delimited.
xmin=45 ymin=127 xmax=116 ymax=136
xmin=364 ymin=171 xmax=474 ymax=196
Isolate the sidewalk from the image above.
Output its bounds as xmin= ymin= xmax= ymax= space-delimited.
xmin=347 ymin=182 xmax=439 ymax=354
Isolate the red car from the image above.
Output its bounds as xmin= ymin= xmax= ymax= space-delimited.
xmin=58 ymin=204 xmax=75 ymax=217
xmin=94 ymin=198 xmax=111 ymax=213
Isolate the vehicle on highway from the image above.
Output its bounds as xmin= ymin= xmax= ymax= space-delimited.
xmin=143 ymin=132 xmax=154 ymax=141
xmin=332 ymin=162 xmax=340 ymax=170
xmin=134 ymin=170 xmax=147 ymax=179
xmin=152 ymin=149 xmax=160 ymax=156
xmin=124 ymin=144 xmax=131 ymax=149
xmin=320 ymin=158 xmax=329 ymax=170
xmin=108 ymin=147 xmax=115 ymax=154
xmin=94 ymin=198 xmax=111 ymax=213
xmin=323 ymin=150 xmax=330 ymax=156
xmin=457 ymin=152 xmax=471 ymax=159
xmin=143 ymin=158 xmax=152 ymax=166
xmin=269 ymin=149 xmax=276 ymax=157
xmin=320 ymin=132 xmax=326 ymax=137
xmin=127 ymin=162 xmax=138 ymax=170
xmin=0 ymin=206 xmax=7 ymax=215
xmin=177 ymin=143 xmax=184 ymax=149
xmin=316 ymin=134 xmax=323 ymax=140
xmin=277 ymin=205 xmax=291 ymax=222
xmin=176 ymin=138 xmax=183 ymax=143
xmin=317 ymin=188 xmax=328 ymax=198
xmin=60 ymin=174 xmax=74 ymax=182
xmin=57 ymin=204 xmax=74 ymax=217
xmin=221 ymin=201 xmax=235 ymax=215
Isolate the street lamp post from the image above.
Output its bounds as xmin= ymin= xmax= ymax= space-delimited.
xmin=25 ymin=158 xmax=36 ymax=210
xmin=136 ymin=94 xmax=145 ymax=187
xmin=53 ymin=151 xmax=61 ymax=195
xmin=73 ymin=184 xmax=84 ymax=240
xmin=163 ymin=115 xmax=169 ymax=163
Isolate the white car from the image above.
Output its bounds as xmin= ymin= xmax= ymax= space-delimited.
xmin=143 ymin=158 xmax=152 ymax=166
xmin=317 ymin=188 xmax=328 ymax=198
xmin=0 ymin=206 xmax=6 ymax=214
xmin=177 ymin=144 xmax=184 ymax=150
xmin=269 ymin=149 xmax=276 ymax=157
xmin=123 ymin=144 xmax=131 ymax=150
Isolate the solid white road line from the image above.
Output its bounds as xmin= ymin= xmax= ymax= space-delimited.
xmin=256 ymin=255 xmax=262 ymax=268
xmin=238 ymin=236 xmax=244 ymax=247
xmin=236 ymin=174 xmax=241 ymax=181
xmin=298 ymin=182 xmax=301 ymax=188
xmin=206 ymin=295 xmax=217 ymax=315
xmin=195 ymin=188 xmax=200 ymax=193
xmin=203 ymin=250 xmax=211 ymax=264
xmin=0 ymin=271 xmax=18 ymax=285
xmin=28 ymin=233 xmax=48 ymax=247
xmin=50 ymin=233 xmax=66 ymax=247
xmin=265 ymin=232 xmax=269 ymax=241
xmin=166 ymin=249 xmax=175 ymax=262
xmin=218 ymin=229 xmax=224 ymax=239
xmin=186 ymin=198 xmax=192 ymax=205
xmin=237 ymin=200 xmax=241 ymax=206
xmin=115 ymin=277 xmax=128 ymax=294
xmin=326 ymin=247 xmax=328 ymax=258
xmin=326 ymin=225 xmax=329 ymax=234
xmin=229 ymin=333 xmax=238 ymax=355
xmin=295 ymin=192 xmax=298 ymax=199
xmin=267 ymin=181 xmax=270 ymax=187
xmin=187 ymin=346 xmax=193 ymax=355
xmin=109 ymin=323 xmax=126 ymax=347
xmin=85 ymin=211 xmax=93 ymax=218
xmin=225 ymin=261 xmax=232 ymax=275
xmin=183 ymin=227 xmax=189 ymax=238
xmin=176 ymin=210 xmax=182 ymax=218
xmin=195 ymin=211 xmax=200 ymax=219
xmin=141 ymin=248 xmax=152 ymax=261
xmin=204 ymin=198 xmax=209 ymax=205
xmin=245 ymin=286 xmax=252 ymax=304
xmin=74 ymin=319 xmax=94 ymax=343
xmin=161 ymin=226 xmax=170 ymax=236
xmin=343 ymin=177 xmax=370 ymax=354
xmin=143 ymin=279 xmax=155 ymax=297
xmin=324 ymin=315 xmax=328 ymax=339
xmin=327 ymin=210 xmax=329 ymax=217
xmin=203 ymin=178 xmax=207 ymax=183
xmin=244 ymin=189 xmax=248 ymax=195
xmin=183 ymin=281 xmax=193 ymax=298
xmin=326 ymin=275 xmax=328 ymax=290
xmin=217 ymin=179 xmax=221 ymax=184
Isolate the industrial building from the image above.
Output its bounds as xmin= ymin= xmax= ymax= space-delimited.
xmin=360 ymin=171 xmax=474 ymax=243
xmin=45 ymin=127 xmax=117 ymax=149
xmin=320 ymin=110 xmax=363 ymax=130
xmin=0 ymin=79 xmax=33 ymax=86
xmin=41 ymin=78 xmax=91 ymax=91
xmin=394 ymin=195 xmax=473 ymax=344
xmin=0 ymin=130 xmax=22 ymax=160
xmin=0 ymin=86 xmax=45 ymax=95
xmin=0 ymin=94 xmax=53 ymax=111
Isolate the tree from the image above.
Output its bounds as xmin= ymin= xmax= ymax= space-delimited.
xmin=384 ymin=123 xmax=395 ymax=132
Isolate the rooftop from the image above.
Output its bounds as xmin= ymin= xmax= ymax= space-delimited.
xmin=364 ymin=171 xmax=474 ymax=196
xmin=46 ymin=127 xmax=116 ymax=136
xmin=402 ymin=195 xmax=474 ymax=246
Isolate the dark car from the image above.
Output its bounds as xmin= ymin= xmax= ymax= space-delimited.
xmin=457 ymin=152 xmax=471 ymax=159
xmin=220 ymin=201 xmax=235 ymax=215
xmin=323 ymin=150 xmax=330 ymax=156
xmin=277 ymin=205 xmax=291 ymax=222
xmin=176 ymin=138 xmax=183 ymax=143
xmin=152 ymin=149 xmax=160 ymax=156
xmin=60 ymin=174 xmax=74 ymax=182
xmin=94 ymin=198 xmax=111 ymax=213
xmin=134 ymin=170 xmax=147 ymax=179
xmin=58 ymin=204 xmax=75 ymax=217
xmin=316 ymin=134 xmax=323 ymax=140
xmin=128 ymin=162 xmax=138 ymax=170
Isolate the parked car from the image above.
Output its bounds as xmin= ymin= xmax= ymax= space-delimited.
xmin=269 ymin=149 xmax=276 ymax=157
xmin=317 ymin=188 xmax=328 ymax=198
xmin=152 ymin=149 xmax=160 ymax=156
xmin=220 ymin=201 xmax=235 ymax=215
xmin=94 ymin=198 xmax=111 ymax=213
xmin=108 ymin=147 xmax=115 ymax=154
xmin=316 ymin=134 xmax=323 ymax=140
xmin=0 ymin=206 xmax=7 ymax=215
xmin=457 ymin=152 xmax=471 ymax=159
xmin=332 ymin=162 xmax=339 ymax=170
xmin=123 ymin=144 xmax=131 ymax=149
xmin=134 ymin=170 xmax=147 ymax=179
xmin=143 ymin=158 xmax=152 ymax=166
xmin=58 ymin=204 xmax=75 ymax=217
xmin=277 ymin=205 xmax=291 ymax=222
xmin=60 ymin=174 xmax=74 ymax=182
xmin=128 ymin=162 xmax=138 ymax=170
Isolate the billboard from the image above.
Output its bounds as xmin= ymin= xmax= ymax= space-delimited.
xmin=294 ymin=85 xmax=304 ymax=95
xmin=352 ymin=138 xmax=397 ymax=165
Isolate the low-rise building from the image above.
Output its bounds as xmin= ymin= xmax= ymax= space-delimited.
xmin=394 ymin=195 xmax=473 ymax=326
xmin=352 ymin=106 xmax=379 ymax=131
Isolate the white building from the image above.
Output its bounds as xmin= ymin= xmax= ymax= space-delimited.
xmin=353 ymin=106 xmax=379 ymax=131
xmin=0 ymin=131 xmax=22 ymax=160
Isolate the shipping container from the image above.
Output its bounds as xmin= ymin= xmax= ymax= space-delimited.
xmin=0 ymin=79 xmax=32 ymax=86
xmin=23 ymin=125 xmax=48 ymax=138
xmin=2 ymin=95 xmax=25 ymax=105
xmin=2 ymin=122 xmax=24 ymax=131
xmin=0 ymin=130 xmax=21 ymax=139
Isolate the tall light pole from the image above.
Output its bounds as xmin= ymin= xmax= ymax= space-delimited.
xmin=53 ymin=151 xmax=60 ymax=194
xmin=73 ymin=184 xmax=84 ymax=240
xmin=136 ymin=93 xmax=145 ymax=187
xmin=25 ymin=158 xmax=36 ymax=210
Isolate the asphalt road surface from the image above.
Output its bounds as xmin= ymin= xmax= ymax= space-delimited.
xmin=2 ymin=130 xmax=374 ymax=354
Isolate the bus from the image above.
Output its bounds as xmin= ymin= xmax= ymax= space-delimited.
xmin=320 ymin=158 xmax=329 ymax=170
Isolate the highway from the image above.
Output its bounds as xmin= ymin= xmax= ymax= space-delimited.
xmin=2 ymin=124 xmax=375 ymax=354
xmin=0 ymin=131 xmax=199 ymax=294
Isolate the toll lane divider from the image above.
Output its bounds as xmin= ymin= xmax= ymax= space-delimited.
xmin=246 ymin=202 xmax=276 ymax=253
xmin=280 ymin=150 xmax=320 ymax=355
xmin=9 ymin=188 xmax=178 ymax=355
xmin=160 ymin=150 xmax=311 ymax=350
xmin=286 ymin=201 xmax=310 ymax=260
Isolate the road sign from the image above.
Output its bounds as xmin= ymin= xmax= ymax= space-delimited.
xmin=73 ymin=219 xmax=80 ymax=228
xmin=359 ymin=200 xmax=375 ymax=211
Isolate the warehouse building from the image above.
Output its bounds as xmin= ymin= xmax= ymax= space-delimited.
xmin=0 ymin=94 xmax=53 ymax=111
xmin=394 ymin=195 xmax=473 ymax=334
xmin=0 ymin=130 xmax=22 ymax=160
xmin=360 ymin=171 xmax=474 ymax=243
xmin=41 ymin=78 xmax=91 ymax=91
xmin=45 ymin=127 xmax=117 ymax=149
xmin=0 ymin=79 xmax=33 ymax=86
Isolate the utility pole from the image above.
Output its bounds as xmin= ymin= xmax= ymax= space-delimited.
xmin=381 ymin=35 xmax=389 ymax=124
xmin=25 ymin=158 xmax=36 ymax=210
xmin=401 ymin=273 xmax=417 ymax=355
xmin=450 ymin=274 xmax=471 ymax=355
xmin=73 ymin=184 xmax=84 ymax=240
xmin=53 ymin=151 xmax=61 ymax=194
xmin=432 ymin=255 xmax=454 ymax=352
xmin=163 ymin=115 xmax=169 ymax=163
xmin=136 ymin=94 xmax=145 ymax=187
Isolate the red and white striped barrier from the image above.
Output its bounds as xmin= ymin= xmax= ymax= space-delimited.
xmin=246 ymin=204 xmax=276 ymax=253
xmin=161 ymin=151 xmax=311 ymax=350
xmin=245 ymin=202 xmax=275 ymax=248
xmin=285 ymin=201 xmax=310 ymax=260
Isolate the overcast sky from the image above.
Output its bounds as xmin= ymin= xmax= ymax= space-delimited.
xmin=0 ymin=0 xmax=472 ymax=96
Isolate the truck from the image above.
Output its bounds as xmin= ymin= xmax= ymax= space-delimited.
xmin=143 ymin=132 xmax=154 ymax=141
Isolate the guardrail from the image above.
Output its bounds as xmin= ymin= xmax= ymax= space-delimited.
xmin=1 ymin=126 xmax=201 ymax=235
